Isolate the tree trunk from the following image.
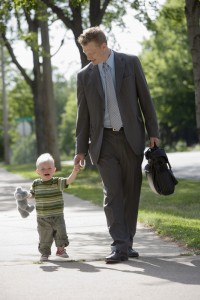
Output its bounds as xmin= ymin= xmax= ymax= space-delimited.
xmin=1 ymin=5 xmax=61 ymax=168
xmin=32 ymin=45 xmax=46 ymax=155
xmin=40 ymin=11 xmax=61 ymax=170
xmin=185 ymin=0 xmax=200 ymax=142
xmin=1 ymin=42 xmax=10 ymax=164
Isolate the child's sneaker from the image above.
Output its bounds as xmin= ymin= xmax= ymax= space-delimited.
xmin=40 ymin=255 xmax=49 ymax=262
xmin=56 ymin=246 xmax=69 ymax=258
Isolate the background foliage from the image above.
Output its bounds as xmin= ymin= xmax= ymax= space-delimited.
xmin=140 ymin=0 xmax=196 ymax=149
xmin=0 ymin=0 xmax=198 ymax=163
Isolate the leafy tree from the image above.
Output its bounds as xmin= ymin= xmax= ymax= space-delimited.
xmin=0 ymin=0 xmax=61 ymax=168
xmin=40 ymin=0 xmax=129 ymax=67
xmin=43 ymin=0 xmax=199 ymax=150
xmin=53 ymin=74 xmax=78 ymax=157
xmin=8 ymin=77 xmax=33 ymax=119
xmin=185 ymin=0 xmax=200 ymax=143
xmin=130 ymin=0 xmax=200 ymax=143
xmin=0 ymin=36 xmax=24 ymax=162
xmin=53 ymin=73 xmax=77 ymax=125
xmin=59 ymin=89 xmax=77 ymax=157
xmin=7 ymin=77 xmax=34 ymax=143
xmin=140 ymin=0 xmax=196 ymax=147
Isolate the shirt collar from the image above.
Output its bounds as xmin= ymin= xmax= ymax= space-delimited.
xmin=106 ymin=49 xmax=114 ymax=68
xmin=99 ymin=49 xmax=114 ymax=70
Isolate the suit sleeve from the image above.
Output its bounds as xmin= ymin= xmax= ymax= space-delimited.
xmin=133 ymin=56 xmax=159 ymax=138
xmin=75 ymin=72 xmax=90 ymax=155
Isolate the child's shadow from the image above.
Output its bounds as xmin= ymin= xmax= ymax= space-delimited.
xmin=39 ymin=259 xmax=101 ymax=273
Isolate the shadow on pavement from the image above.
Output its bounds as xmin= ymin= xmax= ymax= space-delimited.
xmin=39 ymin=256 xmax=200 ymax=285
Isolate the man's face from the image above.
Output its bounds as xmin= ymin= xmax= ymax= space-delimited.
xmin=82 ymin=41 xmax=107 ymax=65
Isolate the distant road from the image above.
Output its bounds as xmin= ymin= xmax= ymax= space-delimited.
xmin=65 ymin=151 xmax=200 ymax=181
xmin=142 ymin=151 xmax=200 ymax=180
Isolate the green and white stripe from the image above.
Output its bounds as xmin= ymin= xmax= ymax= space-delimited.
xmin=30 ymin=177 xmax=68 ymax=217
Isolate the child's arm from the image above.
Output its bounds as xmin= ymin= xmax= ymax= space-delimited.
xmin=66 ymin=165 xmax=81 ymax=185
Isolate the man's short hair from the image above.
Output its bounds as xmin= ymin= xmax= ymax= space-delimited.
xmin=78 ymin=26 xmax=107 ymax=46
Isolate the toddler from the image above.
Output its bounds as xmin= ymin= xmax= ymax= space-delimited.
xmin=30 ymin=153 xmax=80 ymax=262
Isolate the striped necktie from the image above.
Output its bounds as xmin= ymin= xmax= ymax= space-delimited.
xmin=103 ymin=62 xmax=122 ymax=131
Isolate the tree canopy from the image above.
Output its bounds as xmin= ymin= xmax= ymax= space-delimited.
xmin=140 ymin=0 xmax=197 ymax=147
xmin=0 ymin=0 xmax=199 ymax=165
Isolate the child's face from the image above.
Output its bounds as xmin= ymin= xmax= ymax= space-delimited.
xmin=36 ymin=161 xmax=56 ymax=181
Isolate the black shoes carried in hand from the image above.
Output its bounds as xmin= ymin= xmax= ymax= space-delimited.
xmin=105 ymin=248 xmax=139 ymax=263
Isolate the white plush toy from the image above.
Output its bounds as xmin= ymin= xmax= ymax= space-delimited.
xmin=14 ymin=186 xmax=35 ymax=218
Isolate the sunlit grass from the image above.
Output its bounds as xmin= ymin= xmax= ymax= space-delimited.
xmin=3 ymin=163 xmax=200 ymax=254
xmin=139 ymin=178 xmax=200 ymax=253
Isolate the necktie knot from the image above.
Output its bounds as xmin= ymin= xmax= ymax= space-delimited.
xmin=103 ymin=62 xmax=110 ymax=73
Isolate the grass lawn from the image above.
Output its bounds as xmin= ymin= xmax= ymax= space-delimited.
xmin=4 ymin=163 xmax=200 ymax=255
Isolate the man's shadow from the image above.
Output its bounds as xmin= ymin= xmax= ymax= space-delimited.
xmin=39 ymin=256 xmax=200 ymax=285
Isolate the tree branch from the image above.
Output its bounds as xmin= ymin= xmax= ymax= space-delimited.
xmin=41 ymin=0 xmax=74 ymax=29
xmin=98 ymin=0 xmax=111 ymax=23
xmin=40 ymin=0 xmax=83 ymax=48
xmin=1 ymin=33 xmax=33 ymax=88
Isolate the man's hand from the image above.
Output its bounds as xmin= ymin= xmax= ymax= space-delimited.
xmin=149 ymin=137 xmax=159 ymax=148
xmin=74 ymin=153 xmax=85 ymax=169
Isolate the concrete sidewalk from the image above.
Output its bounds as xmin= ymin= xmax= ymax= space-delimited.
xmin=0 ymin=168 xmax=199 ymax=300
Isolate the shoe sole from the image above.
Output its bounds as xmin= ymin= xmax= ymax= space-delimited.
xmin=128 ymin=254 xmax=139 ymax=258
xmin=56 ymin=254 xmax=69 ymax=258
xmin=40 ymin=258 xmax=49 ymax=262
xmin=105 ymin=256 xmax=128 ymax=264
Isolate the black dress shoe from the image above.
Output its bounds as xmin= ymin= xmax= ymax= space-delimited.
xmin=128 ymin=248 xmax=139 ymax=258
xmin=105 ymin=250 xmax=128 ymax=264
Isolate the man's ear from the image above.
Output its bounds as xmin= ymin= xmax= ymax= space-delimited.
xmin=102 ymin=42 xmax=107 ymax=50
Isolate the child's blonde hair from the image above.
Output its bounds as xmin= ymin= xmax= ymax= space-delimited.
xmin=36 ymin=153 xmax=54 ymax=168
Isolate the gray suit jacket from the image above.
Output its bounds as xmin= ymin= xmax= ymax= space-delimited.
xmin=75 ymin=51 xmax=159 ymax=165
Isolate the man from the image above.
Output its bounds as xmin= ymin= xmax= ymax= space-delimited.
xmin=74 ymin=26 xmax=159 ymax=263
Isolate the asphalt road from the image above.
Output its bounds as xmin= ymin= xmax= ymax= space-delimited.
xmin=66 ymin=151 xmax=200 ymax=180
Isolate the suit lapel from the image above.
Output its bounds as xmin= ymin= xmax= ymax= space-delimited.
xmin=88 ymin=64 xmax=105 ymax=100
